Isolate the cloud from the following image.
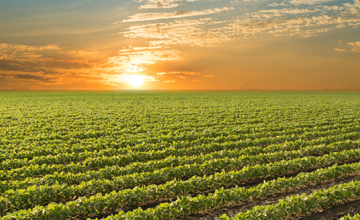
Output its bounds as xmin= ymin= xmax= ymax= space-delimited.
xmin=132 ymin=46 xmax=162 ymax=50
xmin=122 ymin=0 xmax=360 ymax=49
xmin=137 ymin=0 xmax=199 ymax=9
xmin=343 ymin=0 xmax=360 ymax=14
xmin=124 ymin=18 xmax=233 ymax=47
xmin=333 ymin=48 xmax=346 ymax=51
xmin=116 ymin=7 xmax=234 ymax=23
xmin=256 ymin=8 xmax=320 ymax=16
xmin=348 ymin=41 xmax=360 ymax=51
xmin=0 ymin=43 xmax=184 ymax=87
xmin=69 ymin=51 xmax=100 ymax=56
xmin=140 ymin=3 xmax=180 ymax=9
xmin=323 ymin=5 xmax=344 ymax=11
xmin=289 ymin=0 xmax=334 ymax=5
xmin=0 ymin=43 xmax=60 ymax=52
xmin=108 ymin=50 xmax=182 ymax=73
xmin=0 ymin=43 xmax=107 ymax=87
xmin=268 ymin=2 xmax=291 ymax=7
xmin=12 ymin=74 xmax=55 ymax=82
xmin=230 ymin=0 xmax=360 ymax=38
xmin=0 ymin=43 xmax=61 ymax=61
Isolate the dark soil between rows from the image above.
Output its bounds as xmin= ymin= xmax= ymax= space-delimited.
xmin=295 ymin=198 xmax=360 ymax=220
xmin=179 ymin=173 xmax=360 ymax=220
xmin=74 ymin=158 xmax=360 ymax=220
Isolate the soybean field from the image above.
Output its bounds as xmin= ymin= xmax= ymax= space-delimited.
xmin=1 ymin=91 xmax=360 ymax=220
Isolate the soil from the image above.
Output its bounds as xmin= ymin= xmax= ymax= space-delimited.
xmin=179 ymin=173 xmax=360 ymax=220
xmin=295 ymin=199 xmax=360 ymax=220
xmin=74 ymin=158 xmax=360 ymax=220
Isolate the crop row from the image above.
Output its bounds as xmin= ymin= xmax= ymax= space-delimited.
xmin=3 ymin=111 xmax=357 ymax=146
xmin=101 ymin=161 xmax=360 ymax=220
xmin=3 ymin=123 xmax=354 ymax=170
xmin=0 ymin=114 xmax=325 ymax=146
xmin=2 ymin=141 xmax=360 ymax=214
xmin=341 ymin=214 xmax=360 ymax=220
xmin=1 ymin=116 xmax=358 ymax=155
xmin=2 ymin=128 xmax=359 ymax=181
xmin=221 ymin=179 xmax=360 ymax=219
xmin=1 ymin=121 xmax=358 ymax=163
xmin=3 ymin=147 xmax=360 ymax=219
xmin=2 ymin=132 xmax=358 ymax=193
xmin=1 ymin=112 xmax=282 ymax=141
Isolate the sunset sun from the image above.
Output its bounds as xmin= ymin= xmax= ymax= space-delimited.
xmin=125 ymin=75 xmax=145 ymax=87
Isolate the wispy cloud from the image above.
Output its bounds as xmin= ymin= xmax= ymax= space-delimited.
xmin=0 ymin=43 xmax=60 ymax=53
xmin=348 ymin=41 xmax=360 ymax=51
xmin=140 ymin=3 xmax=180 ymax=9
xmin=108 ymin=50 xmax=182 ymax=73
xmin=333 ymin=48 xmax=346 ymax=51
xmin=289 ymin=0 xmax=334 ymax=5
xmin=122 ymin=0 xmax=360 ymax=50
xmin=124 ymin=18 xmax=233 ymax=47
xmin=268 ymin=2 xmax=291 ymax=7
xmin=255 ymin=8 xmax=320 ymax=16
xmin=116 ymin=7 xmax=234 ymax=23
xmin=137 ymin=0 xmax=199 ymax=9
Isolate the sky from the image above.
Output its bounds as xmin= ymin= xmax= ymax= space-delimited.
xmin=0 ymin=0 xmax=359 ymax=90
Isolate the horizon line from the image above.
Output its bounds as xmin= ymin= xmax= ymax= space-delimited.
xmin=1 ymin=89 xmax=360 ymax=92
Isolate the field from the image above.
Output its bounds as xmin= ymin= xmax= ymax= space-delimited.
xmin=1 ymin=91 xmax=360 ymax=220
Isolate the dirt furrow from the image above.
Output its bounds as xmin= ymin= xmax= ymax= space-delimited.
xmin=181 ymin=173 xmax=360 ymax=220
xmin=74 ymin=158 xmax=360 ymax=220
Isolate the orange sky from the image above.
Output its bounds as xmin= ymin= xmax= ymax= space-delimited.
xmin=0 ymin=0 xmax=360 ymax=90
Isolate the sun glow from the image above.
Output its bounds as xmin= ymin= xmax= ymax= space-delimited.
xmin=125 ymin=75 xmax=145 ymax=87
xmin=106 ymin=74 xmax=158 ymax=87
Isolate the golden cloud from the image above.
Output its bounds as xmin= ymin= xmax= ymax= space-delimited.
xmin=0 ymin=43 xmax=60 ymax=52
xmin=122 ymin=0 xmax=360 ymax=50
xmin=289 ymin=0 xmax=334 ymax=5
xmin=140 ymin=3 xmax=180 ymax=9
xmin=124 ymin=18 xmax=233 ymax=47
xmin=348 ymin=41 xmax=360 ymax=51
xmin=108 ymin=50 xmax=182 ymax=73
xmin=138 ymin=0 xmax=199 ymax=9
xmin=333 ymin=48 xmax=346 ymax=52
xmin=116 ymin=7 xmax=234 ymax=23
